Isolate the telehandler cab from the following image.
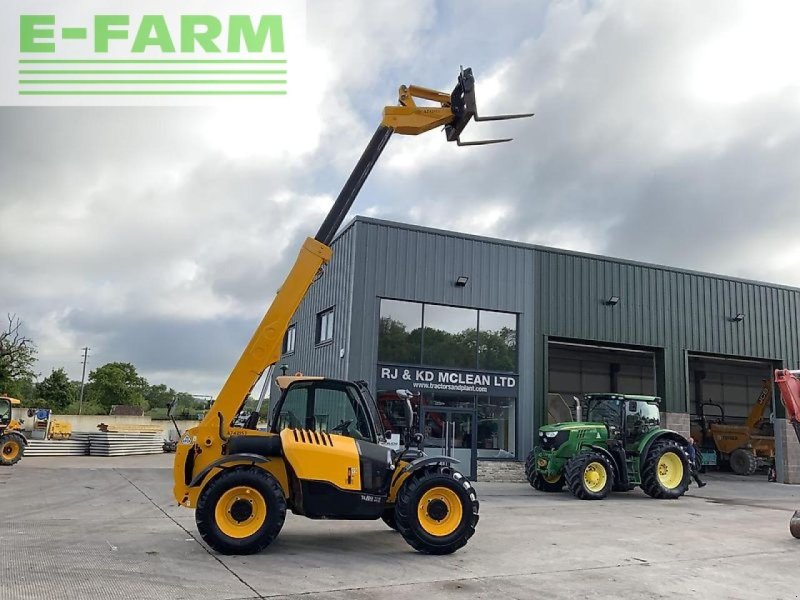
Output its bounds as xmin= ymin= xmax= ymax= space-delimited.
xmin=172 ymin=68 xmax=532 ymax=555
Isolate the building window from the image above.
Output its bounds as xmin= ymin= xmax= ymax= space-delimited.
xmin=316 ymin=308 xmax=334 ymax=344
xmin=477 ymin=396 xmax=516 ymax=459
xmin=422 ymin=304 xmax=478 ymax=369
xmin=379 ymin=299 xmax=422 ymax=364
xmin=282 ymin=324 xmax=296 ymax=355
xmin=478 ymin=310 xmax=517 ymax=372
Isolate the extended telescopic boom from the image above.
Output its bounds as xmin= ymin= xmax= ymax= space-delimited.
xmin=200 ymin=67 xmax=533 ymax=434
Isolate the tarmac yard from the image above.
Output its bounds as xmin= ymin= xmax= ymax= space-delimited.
xmin=1 ymin=456 xmax=798 ymax=600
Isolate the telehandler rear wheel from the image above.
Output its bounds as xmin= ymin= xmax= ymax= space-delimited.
xmin=0 ymin=434 xmax=24 ymax=466
xmin=395 ymin=466 xmax=478 ymax=555
xmin=196 ymin=466 xmax=286 ymax=555
xmin=564 ymin=452 xmax=613 ymax=500
xmin=640 ymin=440 xmax=689 ymax=499
xmin=381 ymin=507 xmax=399 ymax=531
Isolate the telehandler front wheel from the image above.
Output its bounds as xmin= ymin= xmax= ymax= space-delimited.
xmin=0 ymin=434 xmax=24 ymax=466
xmin=395 ymin=466 xmax=479 ymax=555
xmin=196 ymin=466 xmax=286 ymax=555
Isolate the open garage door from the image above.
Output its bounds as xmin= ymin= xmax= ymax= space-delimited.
xmin=688 ymin=354 xmax=776 ymax=475
xmin=547 ymin=341 xmax=655 ymax=424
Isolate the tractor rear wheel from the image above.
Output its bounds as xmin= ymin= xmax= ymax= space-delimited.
xmin=564 ymin=452 xmax=613 ymax=500
xmin=730 ymin=448 xmax=757 ymax=476
xmin=0 ymin=434 xmax=24 ymax=466
xmin=640 ymin=440 xmax=689 ymax=499
xmin=395 ymin=465 xmax=479 ymax=555
xmin=196 ymin=466 xmax=286 ymax=555
xmin=381 ymin=507 xmax=399 ymax=531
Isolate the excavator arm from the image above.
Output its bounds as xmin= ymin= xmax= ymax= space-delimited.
xmin=773 ymin=369 xmax=800 ymax=538
xmin=196 ymin=67 xmax=533 ymax=435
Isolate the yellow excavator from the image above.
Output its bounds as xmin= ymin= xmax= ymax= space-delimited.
xmin=171 ymin=67 xmax=532 ymax=555
xmin=0 ymin=395 xmax=26 ymax=466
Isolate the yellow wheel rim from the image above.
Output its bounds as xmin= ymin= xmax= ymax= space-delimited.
xmin=657 ymin=452 xmax=684 ymax=489
xmin=214 ymin=486 xmax=267 ymax=539
xmin=543 ymin=473 xmax=562 ymax=484
xmin=417 ymin=486 xmax=463 ymax=537
xmin=2 ymin=440 xmax=19 ymax=461
xmin=583 ymin=462 xmax=607 ymax=492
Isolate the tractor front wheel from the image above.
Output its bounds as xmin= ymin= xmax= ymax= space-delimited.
xmin=395 ymin=466 xmax=479 ymax=554
xmin=196 ymin=466 xmax=286 ymax=555
xmin=730 ymin=448 xmax=757 ymax=476
xmin=640 ymin=440 xmax=689 ymax=499
xmin=0 ymin=434 xmax=25 ymax=466
xmin=564 ymin=452 xmax=614 ymax=500
xmin=532 ymin=473 xmax=565 ymax=492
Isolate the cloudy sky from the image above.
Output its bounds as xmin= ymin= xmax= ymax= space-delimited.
xmin=2 ymin=0 xmax=800 ymax=395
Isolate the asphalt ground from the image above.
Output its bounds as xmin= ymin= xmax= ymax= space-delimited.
xmin=1 ymin=455 xmax=798 ymax=600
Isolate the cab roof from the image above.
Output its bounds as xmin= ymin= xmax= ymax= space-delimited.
xmin=0 ymin=396 xmax=21 ymax=405
xmin=275 ymin=375 xmax=324 ymax=390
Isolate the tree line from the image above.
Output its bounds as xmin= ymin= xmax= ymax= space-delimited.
xmin=0 ymin=314 xmax=203 ymax=417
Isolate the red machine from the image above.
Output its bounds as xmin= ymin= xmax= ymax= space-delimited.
xmin=774 ymin=369 xmax=800 ymax=537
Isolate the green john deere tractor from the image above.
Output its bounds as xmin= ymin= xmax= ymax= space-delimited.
xmin=525 ymin=394 xmax=690 ymax=500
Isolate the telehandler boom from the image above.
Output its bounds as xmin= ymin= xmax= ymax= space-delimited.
xmin=172 ymin=68 xmax=532 ymax=555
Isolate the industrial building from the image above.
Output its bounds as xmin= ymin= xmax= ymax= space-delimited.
xmin=276 ymin=217 xmax=800 ymax=482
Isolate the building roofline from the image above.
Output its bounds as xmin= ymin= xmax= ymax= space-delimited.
xmin=334 ymin=215 xmax=800 ymax=294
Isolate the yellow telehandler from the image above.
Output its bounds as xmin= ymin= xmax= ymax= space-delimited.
xmin=0 ymin=395 xmax=26 ymax=465
xmin=171 ymin=67 xmax=532 ymax=555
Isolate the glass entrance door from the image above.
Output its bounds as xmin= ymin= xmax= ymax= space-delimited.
xmin=421 ymin=408 xmax=476 ymax=480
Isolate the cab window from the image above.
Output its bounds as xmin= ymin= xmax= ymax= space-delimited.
xmin=0 ymin=400 xmax=10 ymax=423
xmin=273 ymin=382 xmax=373 ymax=442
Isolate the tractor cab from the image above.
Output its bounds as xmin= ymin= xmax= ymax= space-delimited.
xmin=0 ymin=396 xmax=20 ymax=428
xmin=584 ymin=394 xmax=661 ymax=447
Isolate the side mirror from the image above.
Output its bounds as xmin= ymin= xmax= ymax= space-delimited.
xmin=404 ymin=399 xmax=414 ymax=430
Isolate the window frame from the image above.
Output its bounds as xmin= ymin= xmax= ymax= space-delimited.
xmin=315 ymin=307 xmax=335 ymax=346
xmin=282 ymin=323 xmax=297 ymax=356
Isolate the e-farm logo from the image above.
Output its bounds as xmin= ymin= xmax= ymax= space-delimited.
xmin=1 ymin=1 xmax=305 ymax=106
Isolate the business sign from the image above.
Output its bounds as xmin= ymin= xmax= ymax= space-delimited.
xmin=1 ymin=0 xmax=305 ymax=106
xmin=377 ymin=364 xmax=518 ymax=396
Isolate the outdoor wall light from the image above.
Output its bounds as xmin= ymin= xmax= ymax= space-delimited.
xmin=455 ymin=276 xmax=470 ymax=287
xmin=730 ymin=313 xmax=745 ymax=322
xmin=605 ymin=295 xmax=620 ymax=306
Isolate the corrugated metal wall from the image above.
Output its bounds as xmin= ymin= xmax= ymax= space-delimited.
xmin=272 ymin=226 xmax=358 ymax=396
xmin=283 ymin=217 xmax=800 ymax=459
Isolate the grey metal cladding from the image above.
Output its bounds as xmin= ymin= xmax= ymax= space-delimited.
xmin=272 ymin=225 xmax=358 ymax=393
xmin=277 ymin=215 xmax=800 ymax=456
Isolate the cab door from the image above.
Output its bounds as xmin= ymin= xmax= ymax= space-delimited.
xmin=271 ymin=379 xmax=393 ymax=518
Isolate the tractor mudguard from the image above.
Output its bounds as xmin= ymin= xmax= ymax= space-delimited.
xmin=188 ymin=453 xmax=271 ymax=487
xmin=638 ymin=430 xmax=688 ymax=467
xmin=399 ymin=455 xmax=460 ymax=475
xmin=11 ymin=433 xmax=27 ymax=446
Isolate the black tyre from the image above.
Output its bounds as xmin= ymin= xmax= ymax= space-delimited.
xmin=394 ymin=466 xmax=479 ymax=555
xmin=532 ymin=473 xmax=565 ymax=492
xmin=640 ymin=440 xmax=690 ymax=499
xmin=524 ymin=450 xmax=536 ymax=485
xmin=196 ymin=466 xmax=286 ymax=555
xmin=564 ymin=452 xmax=614 ymax=500
xmin=381 ymin=507 xmax=399 ymax=531
xmin=730 ymin=448 xmax=757 ymax=476
xmin=0 ymin=434 xmax=25 ymax=466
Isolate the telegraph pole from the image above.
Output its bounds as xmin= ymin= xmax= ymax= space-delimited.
xmin=78 ymin=347 xmax=90 ymax=415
